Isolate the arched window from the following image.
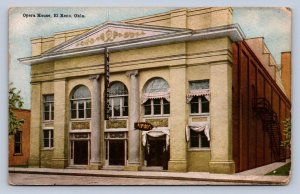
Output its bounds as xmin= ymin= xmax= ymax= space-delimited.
xmin=108 ymin=82 xmax=128 ymax=118
xmin=142 ymin=78 xmax=170 ymax=116
xmin=70 ymin=85 xmax=91 ymax=119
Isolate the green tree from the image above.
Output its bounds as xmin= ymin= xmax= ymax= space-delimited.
xmin=9 ymin=83 xmax=24 ymax=135
xmin=281 ymin=118 xmax=291 ymax=148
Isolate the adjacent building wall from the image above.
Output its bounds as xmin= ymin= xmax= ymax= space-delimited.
xmin=281 ymin=52 xmax=291 ymax=101
xmin=232 ymin=41 xmax=291 ymax=173
xmin=9 ymin=109 xmax=31 ymax=167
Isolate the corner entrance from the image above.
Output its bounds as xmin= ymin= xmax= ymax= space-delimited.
xmin=145 ymin=136 xmax=169 ymax=170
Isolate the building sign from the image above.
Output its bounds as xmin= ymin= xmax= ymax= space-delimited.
xmin=104 ymin=47 xmax=110 ymax=120
xmin=134 ymin=122 xmax=153 ymax=131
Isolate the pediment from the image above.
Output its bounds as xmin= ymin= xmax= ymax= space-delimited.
xmin=49 ymin=22 xmax=186 ymax=53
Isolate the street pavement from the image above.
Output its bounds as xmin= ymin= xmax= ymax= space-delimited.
xmin=8 ymin=161 xmax=290 ymax=185
xmin=9 ymin=173 xmax=249 ymax=185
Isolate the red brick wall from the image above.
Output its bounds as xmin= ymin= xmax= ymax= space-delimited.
xmin=232 ymin=42 xmax=291 ymax=173
xmin=281 ymin=52 xmax=291 ymax=101
xmin=9 ymin=109 xmax=31 ymax=167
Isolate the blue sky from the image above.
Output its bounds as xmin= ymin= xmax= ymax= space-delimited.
xmin=9 ymin=7 xmax=291 ymax=109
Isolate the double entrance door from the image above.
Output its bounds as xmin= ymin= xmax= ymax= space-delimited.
xmin=145 ymin=136 xmax=169 ymax=170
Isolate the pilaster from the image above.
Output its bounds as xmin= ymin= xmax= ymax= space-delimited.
xmin=28 ymin=82 xmax=42 ymax=167
xmin=209 ymin=62 xmax=235 ymax=174
xmin=124 ymin=70 xmax=141 ymax=171
xmin=168 ymin=65 xmax=187 ymax=172
xmin=89 ymin=75 xmax=102 ymax=169
xmin=52 ymin=79 xmax=68 ymax=168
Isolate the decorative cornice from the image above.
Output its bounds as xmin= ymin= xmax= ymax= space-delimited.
xmin=19 ymin=24 xmax=245 ymax=65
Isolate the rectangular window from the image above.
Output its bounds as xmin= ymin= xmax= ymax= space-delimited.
xmin=190 ymin=97 xmax=199 ymax=114
xmin=153 ymin=99 xmax=161 ymax=115
xmin=123 ymin=96 xmax=128 ymax=116
xmin=201 ymin=96 xmax=209 ymax=113
xmin=44 ymin=95 xmax=54 ymax=121
xmin=190 ymin=130 xmax=210 ymax=148
xmin=163 ymin=99 xmax=170 ymax=114
xmin=14 ymin=131 xmax=22 ymax=154
xmin=144 ymin=100 xmax=151 ymax=115
xmin=144 ymin=99 xmax=170 ymax=116
xmin=86 ymin=100 xmax=91 ymax=118
xmin=43 ymin=129 xmax=54 ymax=148
xmin=109 ymin=96 xmax=128 ymax=118
xmin=71 ymin=100 xmax=91 ymax=119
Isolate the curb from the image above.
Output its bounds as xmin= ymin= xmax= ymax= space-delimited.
xmin=9 ymin=168 xmax=290 ymax=185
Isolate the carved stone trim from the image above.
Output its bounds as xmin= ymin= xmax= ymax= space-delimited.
xmin=71 ymin=121 xmax=90 ymax=130
xmin=145 ymin=118 xmax=168 ymax=128
xmin=106 ymin=120 xmax=127 ymax=129
xmin=191 ymin=117 xmax=208 ymax=122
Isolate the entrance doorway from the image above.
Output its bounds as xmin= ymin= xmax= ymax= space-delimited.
xmin=109 ymin=140 xmax=125 ymax=165
xmin=73 ymin=141 xmax=88 ymax=165
xmin=145 ymin=136 xmax=169 ymax=170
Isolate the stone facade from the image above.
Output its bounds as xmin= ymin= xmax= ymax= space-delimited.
xmin=20 ymin=7 xmax=289 ymax=174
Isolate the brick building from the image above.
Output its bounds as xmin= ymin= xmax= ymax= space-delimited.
xmin=19 ymin=7 xmax=291 ymax=173
xmin=9 ymin=109 xmax=31 ymax=167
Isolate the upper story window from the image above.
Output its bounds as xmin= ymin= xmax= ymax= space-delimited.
xmin=70 ymin=85 xmax=91 ymax=119
xmin=142 ymin=78 xmax=170 ymax=116
xmin=187 ymin=80 xmax=210 ymax=115
xmin=108 ymin=82 xmax=128 ymax=118
xmin=43 ymin=95 xmax=54 ymax=121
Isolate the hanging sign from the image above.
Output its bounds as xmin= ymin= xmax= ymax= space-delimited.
xmin=134 ymin=122 xmax=153 ymax=131
xmin=104 ymin=47 xmax=110 ymax=120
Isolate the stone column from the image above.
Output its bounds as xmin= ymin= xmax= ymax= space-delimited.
xmin=209 ymin=62 xmax=235 ymax=174
xmin=89 ymin=75 xmax=102 ymax=169
xmin=52 ymin=79 xmax=68 ymax=168
xmin=168 ymin=65 xmax=187 ymax=172
xmin=125 ymin=70 xmax=140 ymax=171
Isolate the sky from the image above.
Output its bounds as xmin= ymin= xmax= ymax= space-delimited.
xmin=9 ymin=7 xmax=291 ymax=109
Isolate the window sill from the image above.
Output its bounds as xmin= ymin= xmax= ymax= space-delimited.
xmin=188 ymin=148 xmax=211 ymax=152
xmin=13 ymin=153 xmax=23 ymax=156
xmin=189 ymin=113 xmax=210 ymax=116
xmin=109 ymin=117 xmax=128 ymax=120
xmin=70 ymin=118 xmax=91 ymax=121
xmin=143 ymin=115 xmax=170 ymax=118
xmin=41 ymin=148 xmax=54 ymax=151
xmin=43 ymin=120 xmax=54 ymax=123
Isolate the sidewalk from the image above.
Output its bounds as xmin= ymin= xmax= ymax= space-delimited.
xmin=9 ymin=162 xmax=290 ymax=185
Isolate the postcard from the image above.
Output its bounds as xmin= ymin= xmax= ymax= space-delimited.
xmin=8 ymin=7 xmax=291 ymax=185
